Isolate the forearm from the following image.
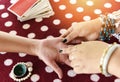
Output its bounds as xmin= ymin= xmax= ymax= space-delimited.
xmin=0 ymin=31 xmax=38 ymax=55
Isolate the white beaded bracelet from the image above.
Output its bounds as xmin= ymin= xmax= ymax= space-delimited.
xmin=100 ymin=43 xmax=120 ymax=77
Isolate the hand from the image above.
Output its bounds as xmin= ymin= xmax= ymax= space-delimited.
xmin=62 ymin=41 xmax=109 ymax=74
xmin=32 ymin=37 xmax=70 ymax=79
xmin=61 ymin=18 xmax=102 ymax=43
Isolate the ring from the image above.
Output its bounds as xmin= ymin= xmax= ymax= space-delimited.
xmin=10 ymin=62 xmax=33 ymax=82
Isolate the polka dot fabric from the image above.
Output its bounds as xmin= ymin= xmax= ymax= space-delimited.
xmin=0 ymin=0 xmax=120 ymax=82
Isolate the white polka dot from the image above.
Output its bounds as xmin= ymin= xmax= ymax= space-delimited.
xmin=67 ymin=69 xmax=76 ymax=77
xmin=53 ymin=19 xmax=61 ymax=25
xmin=9 ymin=30 xmax=17 ymax=35
xmin=4 ymin=21 xmax=13 ymax=27
xmin=59 ymin=29 xmax=67 ymax=35
xmin=0 ymin=52 xmax=7 ymax=54
xmin=45 ymin=66 xmax=54 ymax=73
xmin=71 ymin=22 xmax=77 ymax=26
xmin=22 ymin=24 xmax=30 ymax=29
xmin=94 ymin=9 xmax=102 ymax=14
xmin=35 ymin=17 xmax=43 ymax=22
xmin=10 ymin=0 xmax=19 ymax=4
xmin=4 ymin=59 xmax=13 ymax=66
xmin=1 ymin=12 xmax=9 ymax=18
xmin=53 ymin=79 xmax=62 ymax=82
xmin=18 ymin=53 xmax=27 ymax=57
xmin=53 ymin=0 xmax=60 ymax=2
xmin=27 ymin=33 xmax=36 ymax=39
xmin=69 ymin=0 xmax=77 ymax=4
xmin=40 ymin=25 xmax=49 ymax=31
xmin=0 ymin=4 xmax=5 ymax=10
xmin=115 ymin=0 xmax=120 ymax=2
xmin=59 ymin=5 xmax=66 ymax=10
xmin=90 ymin=74 xmax=100 ymax=82
xmin=46 ymin=35 xmax=54 ymax=39
xmin=83 ymin=16 xmax=91 ymax=21
xmin=76 ymin=7 xmax=84 ymax=13
xmin=104 ymin=3 xmax=112 ymax=8
xmin=30 ymin=74 xmax=40 ymax=82
xmin=86 ymin=1 xmax=94 ymax=6
xmin=114 ymin=79 xmax=120 ymax=82
xmin=65 ymin=13 xmax=73 ymax=19
xmin=26 ymin=62 xmax=33 ymax=67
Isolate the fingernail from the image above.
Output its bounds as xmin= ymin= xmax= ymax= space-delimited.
xmin=62 ymin=38 xmax=67 ymax=43
xmin=59 ymin=49 xmax=63 ymax=53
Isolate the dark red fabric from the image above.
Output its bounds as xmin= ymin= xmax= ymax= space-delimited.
xmin=0 ymin=0 xmax=120 ymax=82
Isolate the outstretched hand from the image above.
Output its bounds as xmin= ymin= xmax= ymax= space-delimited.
xmin=33 ymin=37 xmax=70 ymax=79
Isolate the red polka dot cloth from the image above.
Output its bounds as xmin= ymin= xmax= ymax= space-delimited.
xmin=0 ymin=0 xmax=120 ymax=82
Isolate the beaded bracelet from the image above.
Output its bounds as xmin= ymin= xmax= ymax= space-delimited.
xmin=100 ymin=43 xmax=120 ymax=77
xmin=99 ymin=14 xmax=116 ymax=41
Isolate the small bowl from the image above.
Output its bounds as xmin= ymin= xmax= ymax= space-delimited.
xmin=13 ymin=63 xmax=27 ymax=78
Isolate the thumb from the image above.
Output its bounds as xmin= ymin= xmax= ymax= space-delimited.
xmin=46 ymin=60 xmax=63 ymax=79
xmin=64 ymin=59 xmax=71 ymax=67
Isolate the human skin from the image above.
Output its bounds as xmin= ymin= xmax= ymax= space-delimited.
xmin=62 ymin=41 xmax=120 ymax=78
xmin=61 ymin=17 xmax=120 ymax=43
xmin=0 ymin=31 xmax=70 ymax=79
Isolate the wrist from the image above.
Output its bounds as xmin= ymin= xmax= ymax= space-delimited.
xmin=26 ymin=39 xmax=43 ymax=56
xmin=99 ymin=43 xmax=120 ymax=77
xmin=108 ymin=46 xmax=120 ymax=78
xmin=90 ymin=17 xmax=103 ymax=34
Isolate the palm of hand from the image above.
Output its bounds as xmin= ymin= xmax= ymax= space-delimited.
xmin=35 ymin=38 xmax=69 ymax=78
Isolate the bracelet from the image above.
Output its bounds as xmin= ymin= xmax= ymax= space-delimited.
xmin=100 ymin=43 xmax=120 ymax=77
xmin=99 ymin=14 xmax=116 ymax=41
xmin=112 ymin=9 xmax=120 ymax=21
xmin=10 ymin=62 xmax=33 ymax=82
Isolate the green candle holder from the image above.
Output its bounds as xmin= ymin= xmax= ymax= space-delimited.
xmin=10 ymin=62 xmax=33 ymax=82
xmin=13 ymin=63 xmax=27 ymax=78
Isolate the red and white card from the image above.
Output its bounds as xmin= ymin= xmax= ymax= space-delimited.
xmin=8 ymin=0 xmax=54 ymax=22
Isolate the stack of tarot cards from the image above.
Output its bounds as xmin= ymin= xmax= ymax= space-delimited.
xmin=8 ymin=0 xmax=54 ymax=22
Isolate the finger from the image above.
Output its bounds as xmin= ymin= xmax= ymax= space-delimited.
xmin=64 ymin=59 xmax=71 ymax=66
xmin=47 ymin=60 xmax=63 ymax=79
xmin=64 ymin=32 xmax=78 ymax=43
xmin=60 ymin=45 xmax=73 ymax=54
xmin=55 ymin=37 xmax=64 ymax=42
xmin=59 ymin=54 xmax=71 ymax=66
xmin=60 ymin=27 xmax=72 ymax=38
xmin=72 ymin=62 xmax=86 ymax=74
xmin=69 ymin=52 xmax=81 ymax=60
xmin=70 ymin=59 xmax=81 ymax=67
xmin=49 ymin=37 xmax=64 ymax=46
xmin=57 ymin=41 xmax=68 ymax=49
xmin=70 ymin=38 xmax=82 ymax=44
xmin=53 ymin=37 xmax=68 ymax=50
xmin=70 ymin=37 xmax=88 ymax=44
xmin=73 ymin=67 xmax=83 ymax=74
